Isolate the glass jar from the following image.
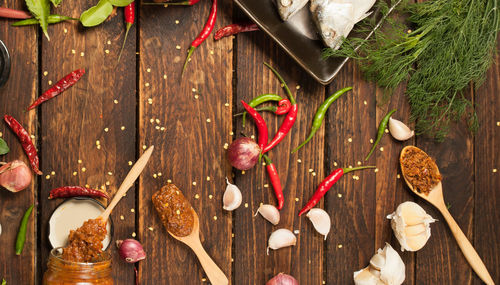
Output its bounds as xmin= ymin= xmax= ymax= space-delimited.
xmin=43 ymin=248 xmax=113 ymax=285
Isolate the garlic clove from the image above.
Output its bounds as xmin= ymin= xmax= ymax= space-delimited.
xmin=306 ymin=208 xmax=331 ymax=240
xmin=388 ymin=117 xmax=414 ymax=141
xmin=405 ymin=232 xmax=430 ymax=251
xmin=404 ymin=223 xmax=426 ymax=236
xmin=353 ymin=266 xmax=381 ymax=285
xmin=267 ymin=229 xmax=296 ymax=255
xmin=369 ymin=251 xmax=386 ymax=270
xmin=222 ymin=178 xmax=242 ymax=211
xmin=379 ymin=243 xmax=405 ymax=285
xmin=255 ymin=204 xmax=280 ymax=225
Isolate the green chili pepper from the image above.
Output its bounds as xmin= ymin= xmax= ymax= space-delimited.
xmin=235 ymin=106 xmax=278 ymax=117
xmin=263 ymin=62 xmax=296 ymax=104
xmin=12 ymin=15 xmax=77 ymax=26
xmin=2 ymin=278 xmax=6 ymax=285
xmin=242 ymin=93 xmax=282 ymax=127
xmin=292 ymin=87 xmax=353 ymax=153
xmin=365 ymin=109 xmax=397 ymax=161
xmin=15 ymin=204 xmax=34 ymax=255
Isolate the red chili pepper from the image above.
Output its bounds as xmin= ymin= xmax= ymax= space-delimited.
xmin=241 ymin=100 xmax=268 ymax=151
xmin=26 ymin=69 xmax=85 ymax=111
xmin=0 ymin=7 xmax=30 ymax=19
xmin=214 ymin=23 xmax=259 ymax=40
xmin=262 ymin=63 xmax=298 ymax=154
xmin=263 ymin=154 xmax=284 ymax=210
xmin=276 ymin=99 xmax=292 ymax=115
xmin=3 ymin=115 xmax=42 ymax=175
xmin=298 ymin=166 xmax=375 ymax=216
xmin=117 ymin=2 xmax=135 ymax=63
xmin=181 ymin=0 xmax=217 ymax=76
xmin=49 ymin=186 xmax=110 ymax=200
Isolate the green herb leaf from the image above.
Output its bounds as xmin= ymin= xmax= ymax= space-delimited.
xmin=50 ymin=0 xmax=61 ymax=7
xmin=25 ymin=0 xmax=51 ymax=40
xmin=12 ymin=14 xmax=77 ymax=26
xmin=0 ymin=138 xmax=9 ymax=155
xmin=80 ymin=0 xmax=113 ymax=27
xmin=108 ymin=0 xmax=133 ymax=7
xmin=1 ymin=278 xmax=6 ymax=285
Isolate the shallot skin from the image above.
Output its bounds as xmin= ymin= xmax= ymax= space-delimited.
xmin=116 ymin=239 xmax=146 ymax=263
xmin=227 ymin=137 xmax=260 ymax=170
xmin=0 ymin=160 xmax=32 ymax=192
xmin=266 ymin=273 xmax=299 ymax=285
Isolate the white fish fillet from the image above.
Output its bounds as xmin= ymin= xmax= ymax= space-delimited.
xmin=277 ymin=0 xmax=310 ymax=21
xmin=310 ymin=0 xmax=376 ymax=49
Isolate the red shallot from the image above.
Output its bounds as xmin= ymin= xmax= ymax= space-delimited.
xmin=0 ymin=160 xmax=32 ymax=192
xmin=227 ymin=137 xmax=260 ymax=170
xmin=266 ymin=273 xmax=298 ymax=285
xmin=116 ymin=239 xmax=146 ymax=263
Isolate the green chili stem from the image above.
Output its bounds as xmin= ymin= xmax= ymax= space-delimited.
xmin=235 ymin=106 xmax=277 ymax=116
xmin=263 ymin=62 xmax=296 ymax=104
xmin=342 ymin=165 xmax=376 ymax=174
xmin=181 ymin=46 xmax=196 ymax=77
xmin=15 ymin=204 xmax=34 ymax=255
xmin=12 ymin=15 xmax=77 ymax=26
xmin=365 ymin=109 xmax=397 ymax=161
xmin=292 ymin=87 xmax=353 ymax=153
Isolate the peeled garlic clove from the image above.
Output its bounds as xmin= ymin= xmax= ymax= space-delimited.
xmin=222 ymin=178 xmax=242 ymax=211
xmin=388 ymin=117 xmax=414 ymax=141
xmin=387 ymin=201 xmax=435 ymax=251
xmin=267 ymin=229 xmax=296 ymax=255
xmin=379 ymin=243 xmax=405 ymax=285
xmin=369 ymin=251 xmax=386 ymax=270
xmin=306 ymin=208 xmax=331 ymax=240
xmin=353 ymin=266 xmax=380 ymax=285
xmin=255 ymin=204 xmax=280 ymax=225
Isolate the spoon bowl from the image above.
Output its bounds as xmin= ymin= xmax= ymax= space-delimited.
xmin=400 ymin=146 xmax=494 ymax=285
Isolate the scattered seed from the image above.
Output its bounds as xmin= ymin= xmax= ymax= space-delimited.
xmin=493 ymin=169 xmax=497 ymax=173
xmin=496 ymin=121 xmax=500 ymax=126
xmin=120 ymin=215 xmax=124 ymax=220
xmin=43 ymin=71 xmax=48 ymax=76
xmin=357 ymin=161 xmax=362 ymax=165
xmin=194 ymin=94 xmax=199 ymax=99
xmin=167 ymin=179 xmax=172 ymax=183
xmin=146 ymin=68 xmax=151 ymax=73
xmin=175 ymin=20 xmax=179 ymax=24
xmin=374 ymin=168 xmax=379 ymax=173
xmin=105 ymin=49 xmax=110 ymax=54
xmin=51 ymin=171 xmax=55 ymax=175
xmin=143 ymin=145 xmax=147 ymax=150
xmin=78 ymin=159 xmax=82 ymax=164
xmin=158 ymin=172 xmax=162 ymax=177
xmin=312 ymin=172 xmax=316 ymax=176
xmin=337 ymin=244 xmax=343 ymax=248
xmin=81 ymin=167 xmax=86 ymax=172
xmin=153 ymin=174 xmax=157 ymax=178
xmin=206 ymin=118 xmax=211 ymax=123
xmin=160 ymin=127 xmax=165 ymax=131
xmin=192 ymin=181 xmax=197 ymax=186
xmin=241 ymin=170 xmax=245 ymax=175
xmin=363 ymin=100 xmax=367 ymax=105
xmin=397 ymin=174 xmax=401 ymax=179
xmin=201 ymin=278 xmax=206 ymax=282
xmin=333 ymin=162 xmax=338 ymax=167
xmin=224 ymin=103 xmax=230 ymax=107
xmin=385 ymin=128 xmax=389 ymax=133
xmin=264 ymin=184 xmax=269 ymax=188
xmin=308 ymin=168 xmax=313 ymax=173
xmin=114 ymin=99 xmax=119 ymax=104
xmin=107 ymin=172 xmax=113 ymax=176
xmin=132 ymin=232 xmax=136 ymax=237
xmin=131 ymin=208 xmax=135 ymax=213
xmin=223 ymin=143 xmax=229 ymax=149
xmin=347 ymin=138 xmax=352 ymax=143
xmin=297 ymin=159 xmax=302 ymax=163
xmin=209 ymin=50 xmax=214 ymax=55
xmin=244 ymin=203 xmax=248 ymax=208
xmin=128 ymin=161 xmax=133 ymax=166
xmin=121 ymin=126 xmax=125 ymax=130
xmin=155 ymin=119 xmax=160 ymax=124
xmin=208 ymin=195 xmax=213 ymax=199
xmin=107 ymin=40 xmax=111 ymax=45
xmin=206 ymin=176 xmax=210 ymax=181
xmin=379 ymin=147 xmax=384 ymax=151
xmin=348 ymin=165 xmax=353 ymax=168
xmin=145 ymin=83 xmax=150 ymax=87
xmin=104 ymin=127 xmax=109 ymax=132
xmin=163 ymin=74 xmax=167 ymax=79
xmin=337 ymin=193 xmax=342 ymax=198
xmin=80 ymin=52 xmax=85 ymax=57
xmin=295 ymin=198 xmax=299 ymax=202
xmin=370 ymin=138 xmax=374 ymax=143
xmin=72 ymin=171 xmax=77 ymax=176
xmin=45 ymin=175 xmax=50 ymax=180
xmin=63 ymin=28 xmax=68 ymax=33
xmin=296 ymin=85 xmax=301 ymax=90
xmin=175 ymin=45 xmax=181 ymax=50
xmin=71 ymin=49 xmax=76 ymax=54
xmin=148 ymin=227 xmax=154 ymax=231
xmin=294 ymin=230 xmax=300 ymax=234
xmin=250 ymin=135 xmax=255 ymax=139
xmin=48 ymin=80 xmax=53 ymax=85
xmin=213 ymin=216 xmax=217 ymax=220
xmin=194 ymin=194 xmax=200 ymax=199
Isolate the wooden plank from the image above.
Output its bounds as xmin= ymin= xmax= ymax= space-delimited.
xmin=38 ymin=3 xmax=137 ymax=284
xmin=414 ymin=103 xmax=474 ymax=283
xmin=473 ymin=53 xmax=499 ymax=284
xmin=0 ymin=1 xmax=38 ymax=283
xmin=325 ymin=61 xmax=377 ymax=282
xmin=233 ymin=28 xmax=325 ymax=283
xmin=138 ymin=0 xmax=233 ymax=283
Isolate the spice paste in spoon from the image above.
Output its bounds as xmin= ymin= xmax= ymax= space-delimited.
xmin=400 ymin=147 xmax=442 ymax=195
xmin=62 ymin=218 xmax=107 ymax=263
xmin=152 ymin=183 xmax=194 ymax=237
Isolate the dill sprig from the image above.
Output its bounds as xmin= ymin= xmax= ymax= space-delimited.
xmin=324 ymin=0 xmax=500 ymax=140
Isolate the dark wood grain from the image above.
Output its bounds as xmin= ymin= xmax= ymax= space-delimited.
xmin=38 ymin=2 xmax=137 ymax=284
xmin=473 ymin=52 xmax=499 ymax=284
xmin=325 ymin=61 xmax=377 ymax=282
xmin=0 ymin=0 xmax=38 ymax=283
xmin=233 ymin=27 xmax=326 ymax=283
xmin=138 ymin=0 xmax=233 ymax=283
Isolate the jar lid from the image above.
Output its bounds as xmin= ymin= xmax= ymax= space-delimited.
xmin=0 ymin=40 xmax=10 ymax=88
xmin=48 ymin=197 xmax=113 ymax=250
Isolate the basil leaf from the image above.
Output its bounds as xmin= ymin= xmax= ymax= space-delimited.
xmin=0 ymin=138 xmax=9 ymax=155
xmin=108 ymin=0 xmax=133 ymax=7
xmin=25 ymin=0 xmax=50 ymax=40
xmin=50 ymin=0 xmax=61 ymax=6
xmin=12 ymin=15 xmax=77 ymax=26
xmin=80 ymin=0 xmax=113 ymax=27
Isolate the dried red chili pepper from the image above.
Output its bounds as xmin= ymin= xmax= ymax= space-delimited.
xmin=26 ymin=69 xmax=85 ymax=111
xmin=262 ymin=63 xmax=297 ymax=154
xmin=214 ymin=23 xmax=259 ymax=40
xmin=241 ymin=100 xmax=268 ymax=151
xmin=298 ymin=166 xmax=375 ymax=216
xmin=49 ymin=186 xmax=110 ymax=200
xmin=263 ymin=154 xmax=284 ymax=210
xmin=182 ymin=0 xmax=217 ymax=75
xmin=117 ymin=2 xmax=135 ymax=63
xmin=3 ymin=115 xmax=42 ymax=175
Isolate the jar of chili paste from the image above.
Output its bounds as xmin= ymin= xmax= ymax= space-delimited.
xmin=43 ymin=248 xmax=113 ymax=285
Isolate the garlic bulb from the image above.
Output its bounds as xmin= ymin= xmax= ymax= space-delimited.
xmin=306 ymin=208 xmax=331 ymax=240
xmin=255 ymin=204 xmax=280 ymax=225
xmin=387 ymin=201 xmax=435 ymax=251
xmin=267 ymin=229 xmax=296 ymax=255
xmin=388 ymin=117 xmax=414 ymax=141
xmin=354 ymin=243 xmax=405 ymax=285
xmin=222 ymin=178 xmax=242 ymax=211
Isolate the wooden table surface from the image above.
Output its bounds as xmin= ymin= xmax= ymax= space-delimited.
xmin=0 ymin=0 xmax=499 ymax=284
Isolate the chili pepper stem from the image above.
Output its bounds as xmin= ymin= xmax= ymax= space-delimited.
xmin=365 ymin=109 xmax=397 ymax=161
xmin=181 ymin=46 xmax=196 ymax=77
xmin=117 ymin=22 xmax=133 ymax=63
xmin=263 ymin=62 xmax=296 ymax=104
xmin=342 ymin=165 xmax=376 ymax=173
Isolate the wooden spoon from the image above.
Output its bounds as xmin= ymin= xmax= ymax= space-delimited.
xmin=99 ymin=145 xmax=154 ymax=222
xmin=400 ymin=146 xmax=494 ymax=285
xmin=168 ymin=208 xmax=229 ymax=285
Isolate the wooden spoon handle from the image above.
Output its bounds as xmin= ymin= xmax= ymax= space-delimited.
xmin=190 ymin=238 xmax=229 ymax=285
xmin=100 ymin=146 xmax=154 ymax=221
xmin=439 ymin=206 xmax=495 ymax=285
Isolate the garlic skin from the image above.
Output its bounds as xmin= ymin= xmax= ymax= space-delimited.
xmin=387 ymin=201 xmax=436 ymax=251
xmin=388 ymin=117 xmax=414 ymax=141
xmin=255 ymin=204 xmax=280 ymax=225
xmin=267 ymin=229 xmax=296 ymax=255
xmin=222 ymin=178 xmax=242 ymax=211
xmin=354 ymin=243 xmax=405 ymax=285
xmin=306 ymin=208 xmax=331 ymax=240
xmin=0 ymin=222 xmax=2 ymax=236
